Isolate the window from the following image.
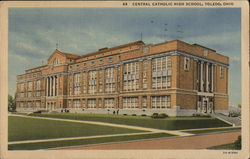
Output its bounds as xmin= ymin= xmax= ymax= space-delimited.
xmin=152 ymin=56 xmax=172 ymax=90
xmin=53 ymin=58 xmax=59 ymax=65
xmin=73 ymin=100 xmax=81 ymax=109
xmin=28 ymin=82 xmax=32 ymax=91
xmin=105 ymin=67 xmax=115 ymax=93
xmin=88 ymin=71 xmax=97 ymax=94
xmin=204 ymin=49 xmax=208 ymax=56
xmin=151 ymin=96 xmax=171 ymax=109
xmin=74 ymin=73 xmax=81 ymax=95
xmin=123 ymin=62 xmax=139 ymax=91
xmin=91 ymin=61 xmax=95 ymax=66
xmin=87 ymin=99 xmax=96 ymax=108
xmin=142 ymin=46 xmax=149 ymax=53
xmin=99 ymin=59 xmax=103 ymax=64
xmin=123 ymin=97 xmax=138 ymax=109
xmin=184 ymin=57 xmax=190 ymax=71
xmin=104 ymin=98 xmax=114 ymax=108
xmin=36 ymin=80 xmax=41 ymax=96
xmin=142 ymin=96 xmax=147 ymax=108
xmin=108 ymin=57 xmax=113 ymax=63
xmin=220 ymin=66 xmax=224 ymax=78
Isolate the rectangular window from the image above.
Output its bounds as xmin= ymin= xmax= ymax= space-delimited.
xmin=152 ymin=56 xmax=172 ymax=90
xmin=88 ymin=71 xmax=97 ymax=94
xmin=142 ymin=96 xmax=147 ymax=108
xmin=151 ymin=96 xmax=171 ymax=109
xmin=142 ymin=46 xmax=149 ymax=53
xmin=108 ymin=57 xmax=113 ymax=63
xmin=220 ymin=66 xmax=224 ymax=78
xmin=73 ymin=99 xmax=81 ymax=109
xmin=87 ymin=99 xmax=96 ymax=109
xmin=74 ymin=73 xmax=81 ymax=95
xmin=104 ymin=98 xmax=114 ymax=108
xmin=99 ymin=59 xmax=103 ymax=64
xmin=105 ymin=67 xmax=115 ymax=93
xmin=123 ymin=97 xmax=138 ymax=109
xmin=184 ymin=57 xmax=190 ymax=71
xmin=123 ymin=62 xmax=139 ymax=91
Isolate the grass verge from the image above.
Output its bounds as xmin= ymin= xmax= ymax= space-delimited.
xmin=30 ymin=113 xmax=231 ymax=130
xmin=9 ymin=116 xmax=145 ymax=142
xmin=9 ymin=133 xmax=173 ymax=150
xmin=183 ymin=127 xmax=241 ymax=134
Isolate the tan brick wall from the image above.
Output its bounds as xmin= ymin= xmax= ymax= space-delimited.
xmin=178 ymin=55 xmax=195 ymax=90
xmin=214 ymin=96 xmax=228 ymax=110
xmin=215 ymin=65 xmax=228 ymax=94
xmin=176 ymin=93 xmax=197 ymax=109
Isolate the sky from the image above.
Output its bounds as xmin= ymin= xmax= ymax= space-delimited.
xmin=8 ymin=7 xmax=241 ymax=106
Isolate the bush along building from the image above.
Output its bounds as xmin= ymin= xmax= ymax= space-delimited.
xmin=15 ymin=40 xmax=229 ymax=116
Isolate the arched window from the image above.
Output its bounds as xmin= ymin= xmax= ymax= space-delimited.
xmin=53 ymin=58 xmax=59 ymax=65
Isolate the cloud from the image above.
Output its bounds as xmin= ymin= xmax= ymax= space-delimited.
xmin=8 ymin=8 xmax=241 ymax=106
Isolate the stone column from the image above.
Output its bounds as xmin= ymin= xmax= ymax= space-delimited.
xmin=211 ymin=64 xmax=214 ymax=92
xmin=46 ymin=77 xmax=49 ymax=96
xmin=51 ymin=76 xmax=53 ymax=96
xmin=200 ymin=62 xmax=203 ymax=92
xmin=206 ymin=63 xmax=209 ymax=92
xmin=53 ymin=76 xmax=56 ymax=96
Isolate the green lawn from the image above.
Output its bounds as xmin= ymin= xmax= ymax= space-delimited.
xmin=30 ymin=113 xmax=231 ymax=130
xmin=183 ymin=127 xmax=241 ymax=134
xmin=9 ymin=116 xmax=145 ymax=142
xmin=9 ymin=133 xmax=173 ymax=150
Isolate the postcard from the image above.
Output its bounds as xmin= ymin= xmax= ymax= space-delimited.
xmin=0 ymin=1 xmax=249 ymax=159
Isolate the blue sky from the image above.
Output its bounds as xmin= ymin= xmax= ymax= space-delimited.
xmin=8 ymin=8 xmax=241 ymax=106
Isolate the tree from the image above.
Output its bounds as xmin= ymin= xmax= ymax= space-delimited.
xmin=234 ymin=135 xmax=241 ymax=150
xmin=8 ymin=94 xmax=16 ymax=112
xmin=237 ymin=104 xmax=241 ymax=108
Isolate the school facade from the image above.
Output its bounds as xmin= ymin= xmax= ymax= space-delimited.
xmin=15 ymin=40 xmax=229 ymax=116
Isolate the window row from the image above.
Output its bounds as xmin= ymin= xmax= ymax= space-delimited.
xmin=151 ymin=96 xmax=171 ymax=109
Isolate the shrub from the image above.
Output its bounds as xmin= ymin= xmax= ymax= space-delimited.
xmin=158 ymin=113 xmax=168 ymax=118
xmin=141 ymin=114 xmax=147 ymax=116
xmin=33 ymin=110 xmax=42 ymax=114
xmin=151 ymin=113 xmax=168 ymax=119
xmin=123 ymin=114 xmax=127 ymax=116
xmin=132 ymin=114 xmax=137 ymax=116
xmin=192 ymin=113 xmax=201 ymax=117
xmin=151 ymin=113 xmax=159 ymax=118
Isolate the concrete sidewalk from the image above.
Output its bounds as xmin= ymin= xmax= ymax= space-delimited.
xmin=9 ymin=132 xmax=155 ymax=145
